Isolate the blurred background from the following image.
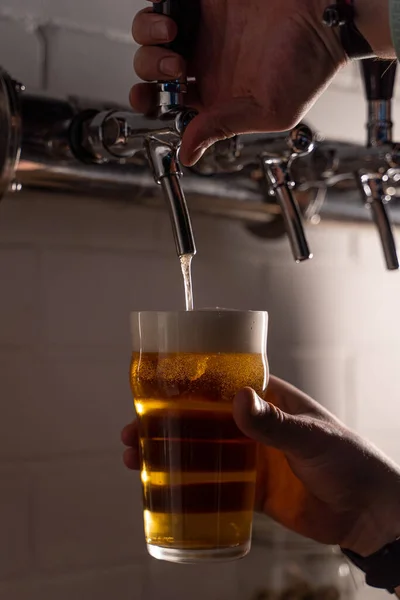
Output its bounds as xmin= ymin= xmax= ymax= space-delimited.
xmin=0 ymin=1 xmax=399 ymax=599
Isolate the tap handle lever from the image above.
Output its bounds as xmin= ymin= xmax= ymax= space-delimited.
xmin=361 ymin=59 xmax=397 ymax=102
xmin=358 ymin=173 xmax=399 ymax=270
xmin=361 ymin=59 xmax=397 ymax=146
xmin=153 ymin=0 xmax=200 ymax=61
xmin=151 ymin=2 xmax=200 ymax=118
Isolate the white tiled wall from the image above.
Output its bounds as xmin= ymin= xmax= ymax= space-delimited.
xmin=0 ymin=2 xmax=398 ymax=599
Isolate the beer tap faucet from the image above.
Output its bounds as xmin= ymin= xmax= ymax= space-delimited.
xmin=194 ymin=125 xmax=315 ymax=263
xmin=260 ymin=126 xmax=314 ymax=263
xmin=357 ymin=59 xmax=399 ymax=270
xmin=72 ymin=0 xmax=199 ymax=258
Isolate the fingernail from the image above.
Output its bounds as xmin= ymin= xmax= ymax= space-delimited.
xmin=160 ymin=57 xmax=181 ymax=77
xmin=151 ymin=20 xmax=169 ymax=41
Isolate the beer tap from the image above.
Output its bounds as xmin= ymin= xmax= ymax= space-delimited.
xmin=194 ymin=125 xmax=315 ymax=263
xmin=71 ymin=0 xmax=199 ymax=258
xmin=260 ymin=126 xmax=314 ymax=262
xmin=357 ymin=59 xmax=399 ymax=270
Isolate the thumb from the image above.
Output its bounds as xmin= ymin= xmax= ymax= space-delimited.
xmin=179 ymin=99 xmax=269 ymax=166
xmin=233 ymin=387 xmax=326 ymax=460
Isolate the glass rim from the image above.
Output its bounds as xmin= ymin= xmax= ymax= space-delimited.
xmin=130 ymin=308 xmax=268 ymax=317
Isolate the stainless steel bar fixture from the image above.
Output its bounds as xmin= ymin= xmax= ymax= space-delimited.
xmin=1 ymin=55 xmax=400 ymax=269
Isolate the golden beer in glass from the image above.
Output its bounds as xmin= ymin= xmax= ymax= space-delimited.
xmin=130 ymin=309 xmax=269 ymax=563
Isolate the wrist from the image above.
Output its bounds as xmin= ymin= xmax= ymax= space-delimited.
xmin=343 ymin=469 xmax=400 ymax=557
xmin=346 ymin=525 xmax=400 ymax=558
xmin=356 ymin=0 xmax=395 ymax=57
xmin=344 ymin=503 xmax=400 ymax=557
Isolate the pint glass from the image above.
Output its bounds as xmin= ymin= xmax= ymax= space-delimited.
xmin=130 ymin=309 xmax=269 ymax=563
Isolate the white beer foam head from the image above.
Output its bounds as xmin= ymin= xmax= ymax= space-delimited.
xmin=130 ymin=308 xmax=268 ymax=354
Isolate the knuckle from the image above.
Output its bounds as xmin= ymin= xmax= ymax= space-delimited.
xmin=268 ymin=403 xmax=286 ymax=426
xmin=256 ymin=402 xmax=286 ymax=440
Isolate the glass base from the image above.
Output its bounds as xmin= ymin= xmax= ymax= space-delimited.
xmin=147 ymin=541 xmax=251 ymax=564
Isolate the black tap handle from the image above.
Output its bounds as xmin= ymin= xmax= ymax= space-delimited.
xmin=361 ymin=59 xmax=397 ymax=101
xmin=153 ymin=0 xmax=200 ymax=60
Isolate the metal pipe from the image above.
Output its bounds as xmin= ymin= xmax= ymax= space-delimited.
xmin=9 ymin=147 xmax=400 ymax=226
xmin=2 ymin=69 xmax=400 ymax=237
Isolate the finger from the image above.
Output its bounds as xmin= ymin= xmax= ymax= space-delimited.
xmin=132 ymin=9 xmax=177 ymax=46
xmin=121 ymin=421 xmax=139 ymax=447
xmin=129 ymin=82 xmax=200 ymax=115
xmin=134 ymin=46 xmax=186 ymax=81
xmin=267 ymin=376 xmax=335 ymax=419
xmin=180 ymin=98 xmax=274 ymax=166
xmin=129 ymin=83 xmax=158 ymax=114
xmin=123 ymin=447 xmax=140 ymax=470
xmin=233 ymin=387 xmax=334 ymax=460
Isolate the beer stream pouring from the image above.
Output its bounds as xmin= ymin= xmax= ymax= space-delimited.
xmin=72 ymin=0 xmax=199 ymax=259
